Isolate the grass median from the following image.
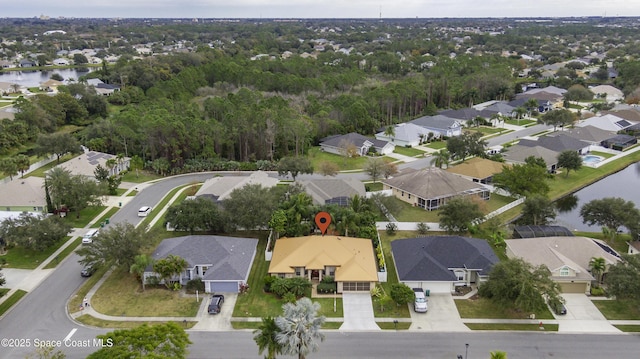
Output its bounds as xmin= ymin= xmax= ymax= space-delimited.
xmin=465 ymin=323 xmax=558 ymax=331
xmin=75 ymin=314 xmax=197 ymax=329
xmin=0 ymin=290 xmax=28 ymax=316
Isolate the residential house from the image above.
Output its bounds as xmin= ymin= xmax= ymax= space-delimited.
xmin=601 ymin=134 xmax=637 ymax=150
xmin=438 ymin=108 xmax=481 ymax=125
xmin=628 ymin=241 xmax=640 ymax=255
xmin=144 ymin=235 xmax=258 ymax=293
xmin=508 ymin=97 xmax=554 ymax=113
xmin=505 ymin=236 xmax=621 ymax=293
xmin=297 ymin=178 xmax=366 ymax=206
xmin=589 ymin=85 xmax=624 ymax=103
xmin=39 ymin=79 xmax=64 ymax=92
xmin=381 ymin=167 xmax=490 ymax=211
xmin=446 ymin=157 xmax=507 ymax=184
xmin=86 ymin=78 xmax=120 ymax=96
xmin=409 ymin=115 xmax=463 ymax=138
xmin=391 ymin=236 xmax=499 ymax=294
xmin=320 ymin=132 xmax=395 ymax=156
xmin=55 ymin=151 xmax=130 ymax=178
xmin=576 ymin=114 xmax=636 ymax=132
xmin=601 ymin=108 xmax=640 ymax=123
xmin=512 ymin=225 xmax=575 ymax=239
xmin=52 ymin=58 xmax=70 ymax=66
xmin=518 ymin=133 xmax=591 ymax=155
xmin=0 ymin=177 xmax=46 ymax=212
xmin=0 ymin=60 xmax=13 ymax=68
xmin=268 ymin=235 xmax=378 ymax=293
xmin=195 ymin=171 xmax=279 ymax=203
xmin=502 ymin=145 xmax=559 ymax=172
xmin=19 ymin=59 xmax=36 ymax=68
xmin=375 ymin=122 xmax=432 ymax=147
xmin=561 ymin=125 xmax=615 ymax=146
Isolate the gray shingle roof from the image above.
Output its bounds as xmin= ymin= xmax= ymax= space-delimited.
xmin=392 ymin=236 xmax=499 ymax=281
xmin=409 ymin=115 xmax=461 ymax=130
xmin=150 ymin=235 xmax=258 ymax=281
xmin=298 ymin=178 xmax=365 ymax=205
xmin=320 ymin=132 xmax=389 ymax=149
xmin=502 ymin=145 xmax=559 ymax=167
xmin=519 ymin=134 xmax=590 ymax=152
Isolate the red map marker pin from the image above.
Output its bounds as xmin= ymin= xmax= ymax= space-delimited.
xmin=315 ymin=212 xmax=332 ymax=235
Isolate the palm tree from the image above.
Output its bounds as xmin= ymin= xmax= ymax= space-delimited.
xmin=253 ymin=317 xmax=282 ymax=359
xmin=130 ymin=254 xmax=154 ymax=291
xmin=275 ymin=298 xmax=326 ymax=359
xmin=490 ymin=350 xmax=508 ymax=359
xmin=514 ymin=107 xmax=527 ymax=124
xmin=15 ymin=154 xmax=30 ymax=178
xmin=430 ymin=149 xmax=451 ymax=169
xmin=383 ymin=125 xmax=395 ymax=142
xmin=525 ymin=98 xmax=539 ymax=118
xmin=589 ymin=257 xmax=606 ymax=286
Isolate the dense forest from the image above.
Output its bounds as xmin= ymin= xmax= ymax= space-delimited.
xmin=2 ymin=18 xmax=640 ymax=173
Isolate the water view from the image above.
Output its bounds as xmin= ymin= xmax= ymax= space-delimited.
xmin=553 ymin=163 xmax=640 ymax=232
xmin=0 ymin=68 xmax=94 ymax=88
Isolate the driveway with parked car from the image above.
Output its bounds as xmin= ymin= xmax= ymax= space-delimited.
xmin=409 ymin=293 xmax=469 ymax=332
xmin=192 ymin=293 xmax=237 ymax=331
xmin=555 ymin=294 xmax=620 ymax=333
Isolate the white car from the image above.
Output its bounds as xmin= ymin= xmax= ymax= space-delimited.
xmin=413 ymin=288 xmax=428 ymax=313
xmin=138 ymin=206 xmax=152 ymax=217
xmin=82 ymin=229 xmax=99 ymax=244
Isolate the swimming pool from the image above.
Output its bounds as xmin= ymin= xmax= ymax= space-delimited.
xmin=582 ymin=155 xmax=604 ymax=164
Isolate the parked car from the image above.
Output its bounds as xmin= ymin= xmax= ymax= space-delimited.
xmin=138 ymin=206 xmax=152 ymax=217
xmin=413 ymin=288 xmax=428 ymax=313
xmin=81 ymin=265 xmax=96 ymax=277
xmin=82 ymin=229 xmax=99 ymax=244
xmin=553 ymin=302 xmax=567 ymax=315
xmin=208 ymin=294 xmax=225 ymax=314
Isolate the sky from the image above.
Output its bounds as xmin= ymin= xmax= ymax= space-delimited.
xmin=3 ymin=0 xmax=640 ymax=19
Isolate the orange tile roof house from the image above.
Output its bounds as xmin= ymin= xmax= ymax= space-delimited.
xmin=268 ymin=235 xmax=378 ymax=293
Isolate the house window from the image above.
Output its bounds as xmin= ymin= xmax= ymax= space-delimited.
xmin=278 ymin=273 xmax=285 ymax=278
xmin=559 ymin=267 xmax=570 ymax=276
xmin=201 ymin=266 xmax=208 ymax=276
xmin=296 ymin=268 xmax=303 ymax=276
xmin=408 ymin=194 xmax=411 ymax=199
xmin=401 ymin=191 xmax=404 ymax=197
xmin=343 ymin=282 xmax=370 ymax=291
xmin=454 ymin=270 xmax=465 ymax=281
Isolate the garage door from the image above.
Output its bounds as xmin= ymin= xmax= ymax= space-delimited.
xmin=208 ymin=281 xmax=239 ymax=293
xmin=559 ymin=282 xmax=587 ymax=294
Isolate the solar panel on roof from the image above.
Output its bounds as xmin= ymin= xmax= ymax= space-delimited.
xmin=616 ymin=120 xmax=631 ymax=128
xmin=592 ymin=240 xmax=620 ymax=258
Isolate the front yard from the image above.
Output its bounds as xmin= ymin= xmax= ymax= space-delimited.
xmin=455 ymin=296 xmax=554 ymax=320
xmin=592 ymin=299 xmax=640 ymax=320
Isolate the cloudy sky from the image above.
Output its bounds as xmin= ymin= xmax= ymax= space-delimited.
xmin=3 ymin=0 xmax=639 ymax=18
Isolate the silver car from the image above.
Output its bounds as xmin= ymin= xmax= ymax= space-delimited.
xmin=413 ymin=288 xmax=428 ymax=313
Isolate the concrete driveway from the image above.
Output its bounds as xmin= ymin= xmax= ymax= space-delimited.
xmin=340 ymin=293 xmax=379 ymax=331
xmin=555 ymin=294 xmax=620 ymax=333
xmin=192 ymin=293 xmax=237 ymax=331
xmin=409 ymin=294 xmax=469 ymax=332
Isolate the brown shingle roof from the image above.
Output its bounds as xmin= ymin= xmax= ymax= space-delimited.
xmin=382 ymin=167 xmax=487 ymax=200
xmin=446 ymin=157 xmax=507 ymax=180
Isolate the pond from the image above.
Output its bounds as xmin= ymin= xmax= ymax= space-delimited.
xmin=0 ymin=68 xmax=94 ymax=88
xmin=553 ymin=163 xmax=640 ymax=232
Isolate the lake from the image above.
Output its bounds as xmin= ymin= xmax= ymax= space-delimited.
xmin=0 ymin=68 xmax=95 ymax=88
xmin=553 ymin=163 xmax=640 ymax=232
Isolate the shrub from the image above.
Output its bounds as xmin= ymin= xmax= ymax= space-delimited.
xmin=185 ymin=278 xmax=205 ymax=294
xmin=321 ymin=276 xmax=335 ymax=284
xmin=270 ymin=277 xmax=312 ymax=298
xmin=416 ymin=222 xmax=429 ymax=235
xmin=282 ymin=292 xmax=297 ymax=303
xmin=386 ymin=222 xmax=397 ymax=235
xmin=590 ymin=286 xmax=606 ymax=296
xmin=317 ymin=282 xmax=337 ymax=294
xmin=146 ymin=276 xmax=160 ymax=287
xmin=263 ymin=275 xmax=276 ymax=292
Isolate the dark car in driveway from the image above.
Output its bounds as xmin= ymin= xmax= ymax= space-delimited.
xmin=208 ymin=294 xmax=224 ymax=314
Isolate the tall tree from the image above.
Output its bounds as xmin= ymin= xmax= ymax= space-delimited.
xmin=277 ymin=157 xmax=313 ymax=181
xmin=430 ymin=149 xmax=451 ymax=169
xmin=36 ymin=132 xmax=82 ymax=162
xmin=0 ymin=213 xmax=71 ymax=251
xmin=253 ymin=317 xmax=282 ymax=359
xmin=438 ymin=197 xmax=484 ymax=234
xmin=129 ymin=155 xmax=144 ymax=178
xmin=224 ymin=184 xmax=280 ymax=231
xmin=364 ymin=157 xmax=386 ymax=183
xmin=493 ymin=163 xmax=550 ymax=198
xmin=130 ymin=254 xmax=154 ymax=292
xmin=580 ymin=197 xmax=640 ymax=238
xmin=0 ymin=157 xmax=18 ymax=180
xmin=519 ymin=195 xmax=556 ymax=226
xmin=605 ymin=254 xmax=640 ymax=301
xmin=88 ymin=323 xmax=192 ymax=359
xmin=479 ymin=258 xmax=563 ymax=313
xmin=588 ymin=257 xmax=606 ymax=286
xmin=14 ymin=154 xmax=30 ymax=178
xmin=153 ymin=255 xmax=188 ymax=289
xmin=540 ymin=109 xmax=574 ymax=131
xmin=557 ymin=150 xmax=582 ymax=177
xmin=76 ymin=222 xmax=146 ymax=270
xmin=390 ymin=283 xmax=415 ymax=306
xmin=165 ymin=197 xmax=226 ymax=234
xmin=275 ymin=298 xmax=326 ymax=359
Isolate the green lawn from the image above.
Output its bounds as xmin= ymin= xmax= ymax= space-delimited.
xmin=465 ymin=323 xmax=558 ymax=331
xmin=505 ymin=119 xmax=536 ymax=126
xmin=231 ymin=321 xmax=343 ymax=330
xmin=375 ymin=232 xmax=412 ymax=318
xmin=75 ymin=315 xmax=197 ymax=329
xmin=613 ymin=325 xmax=640 ymax=332
xmin=2 ymin=236 xmax=70 ymax=269
xmin=0 ymin=290 xmax=27 ymax=316
xmin=377 ymin=321 xmax=411 ymax=330
xmin=393 ymin=146 xmax=425 ymax=157
xmin=590 ymin=151 xmax=615 ymax=159
xmin=455 ymin=297 xmax=554 ymax=320
xmin=24 ymin=154 xmax=76 ymax=178
xmin=307 ymin=147 xmax=370 ymax=172
xmin=91 ymin=267 xmax=201 ymax=317
xmin=43 ymin=237 xmax=79 ymax=269
xmin=121 ymin=170 xmax=162 ymax=183
xmin=592 ymin=300 xmax=640 ymax=320
xmin=425 ymin=141 xmax=447 ymax=150
xmin=90 ymin=207 xmax=120 ymax=228
xmin=0 ymin=288 xmax=9 ymax=297
xmin=63 ymin=206 xmax=107 ymax=228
